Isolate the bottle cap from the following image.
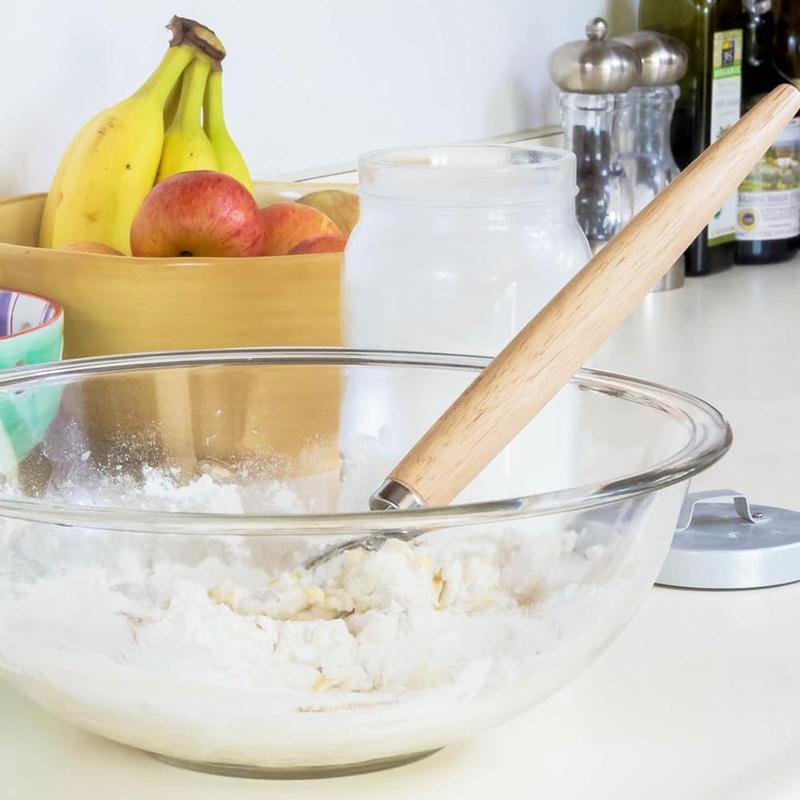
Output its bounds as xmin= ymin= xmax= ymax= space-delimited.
xmin=548 ymin=18 xmax=641 ymax=94
xmin=616 ymin=31 xmax=689 ymax=86
xmin=743 ymin=0 xmax=772 ymax=14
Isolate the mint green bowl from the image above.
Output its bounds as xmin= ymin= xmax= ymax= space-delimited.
xmin=0 ymin=289 xmax=63 ymax=467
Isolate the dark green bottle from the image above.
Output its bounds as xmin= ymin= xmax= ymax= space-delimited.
xmin=775 ymin=0 xmax=800 ymax=83
xmin=736 ymin=0 xmax=799 ymax=264
xmin=639 ymin=0 xmax=743 ymax=275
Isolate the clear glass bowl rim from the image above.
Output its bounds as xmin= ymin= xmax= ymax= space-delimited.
xmin=0 ymin=348 xmax=732 ymax=535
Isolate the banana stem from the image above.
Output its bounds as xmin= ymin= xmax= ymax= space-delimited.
xmin=134 ymin=44 xmax=195 ymax=107
xmin=175 ymin=59 xmax=211 ymax=130
xmin=203 ymin=67 xmax=228 ymax=138
xmin=168 ymin=16 xmax=226 ymax=61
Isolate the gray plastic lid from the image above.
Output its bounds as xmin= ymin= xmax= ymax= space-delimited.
xmin=657 ymin=490 xmax=800 ymax=590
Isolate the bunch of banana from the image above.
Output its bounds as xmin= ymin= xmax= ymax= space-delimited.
xmin=156 ymin=61 xmax=254 ymax=194
xmin=156 ymin=58 xmax=218 ymax=181
xmin=39 ymin=16 xmax=253 ymax=255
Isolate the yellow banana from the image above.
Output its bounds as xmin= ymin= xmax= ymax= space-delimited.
xmin=40 ymin=44 xmax=195 ymax=253
xmin=203 ymin=67 xmax=254 ymax=194
xmin=156 ymin=58 xmax=218 ymax=182
xmin=163 ymin=77 xmax=182 ymax=129
xmin=37 ymin=110 xmax=102 ymax=248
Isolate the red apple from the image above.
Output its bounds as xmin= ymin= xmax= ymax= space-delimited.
xmin=130 ymin=171 xmax=264 ymax=258
xmin=259 ymin=201 xmax=341 ymax=256
xmin=288 ymin=232 xmax=347 ymax=255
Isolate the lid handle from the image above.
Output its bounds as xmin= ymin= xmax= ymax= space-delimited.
xmin=585 ymin=17 xmax=608 ymax=41
xmin=675 ymin=490 xmax=763 ymax=532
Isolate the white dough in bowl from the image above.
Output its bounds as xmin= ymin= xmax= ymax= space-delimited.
xmin=0 ymin=467 xmax=647 ymax=770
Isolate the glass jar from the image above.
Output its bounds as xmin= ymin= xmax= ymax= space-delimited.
xmin=559 ymin=92 xmax=635 ymax=252
xmin=343 ymin=144 xmax=591 ymax=356
xmin=342 ymin=145 xmax=591 ymax=499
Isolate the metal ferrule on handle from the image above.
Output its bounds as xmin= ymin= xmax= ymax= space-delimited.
xmin=369 ymin=479 xmax=424 ymax=511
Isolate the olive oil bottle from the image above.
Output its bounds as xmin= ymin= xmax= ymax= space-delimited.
xmin=775 ymin=0 xmax=800 ymax=249
xmin=736 ymin=0 xmax=799 ymax=263
xmin=639 ymin=0 xmax=743 ymax=275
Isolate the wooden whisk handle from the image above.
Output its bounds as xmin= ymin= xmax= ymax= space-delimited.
xmin=373 ymin=84 xmax=800 ymax=510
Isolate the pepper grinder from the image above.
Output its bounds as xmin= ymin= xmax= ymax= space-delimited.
xmin=617 ymin=31 xmax=689 ymax=291
xmin=549 ymin=18 xmax=641 ymax=253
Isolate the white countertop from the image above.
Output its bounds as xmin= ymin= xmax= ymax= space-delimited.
xmin=3 ymin=261 xmax=799 ymax=799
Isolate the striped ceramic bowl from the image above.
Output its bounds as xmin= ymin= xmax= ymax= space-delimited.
xmin=0 ymin=289 xmax=63 ymax=467
xmin=0 ymin=288 xmax=63 ymax=369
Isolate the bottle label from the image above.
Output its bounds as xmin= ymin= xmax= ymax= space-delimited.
xmin=709 ymin=29 xmax=743 ymax=246
xmin=737 ymin=118 xmax=800 ymax=241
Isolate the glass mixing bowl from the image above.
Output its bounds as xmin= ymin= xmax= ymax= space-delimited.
xmin=0 ymin=349 xmax=730 ymax=778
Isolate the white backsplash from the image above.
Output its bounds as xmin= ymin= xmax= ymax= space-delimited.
xmin=1 ymin=0 xmax=633 ymax=195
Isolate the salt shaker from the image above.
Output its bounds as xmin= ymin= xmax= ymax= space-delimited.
xmin=617 ymin=31 xmax=689 ymax=290
xmin=549 ymin=18 xmax=641 ymax=252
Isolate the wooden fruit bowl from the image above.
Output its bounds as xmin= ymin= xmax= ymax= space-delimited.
xmin=0 ymin=181 xmax=353 ymax=358
xmin=0 ymin=181 xmax=355 ymax=474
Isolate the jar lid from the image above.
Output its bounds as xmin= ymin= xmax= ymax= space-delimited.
xmin=616 ymin=31 xmax=689 ymax=86
xmin=359 ymin=144 xmax=578 ymax=206
xmin=657 ymin=490 xmax=800 ymax=590
xmin=548 ymin=18 xmax=641 ymax=94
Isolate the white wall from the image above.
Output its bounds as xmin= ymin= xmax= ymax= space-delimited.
xmin=1 ymin=0 xmax=636 ymax=193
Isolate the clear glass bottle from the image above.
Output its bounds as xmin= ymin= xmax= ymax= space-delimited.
xmin=559 ymin=92 xmax=635 ymax=252
xmin=617 ymin=30 xmax=689 ymax=289
xmin=624 ymin=86 xmax=680 ymax=212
